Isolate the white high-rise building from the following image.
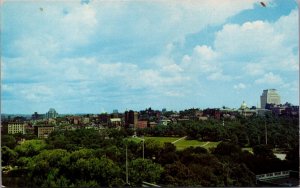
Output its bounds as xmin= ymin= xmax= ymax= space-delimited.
xmin=46 ymin=108 xmax=58 ymax=119
xmin=260 ymin=89 xmax=281 ymax=109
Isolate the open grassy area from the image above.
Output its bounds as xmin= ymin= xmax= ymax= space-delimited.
xmin=145 ymin=136 xmax=180 ymax=143
xmin=242 ymin=147 xmax=253 ymax=153
xmin=128 ymin=136 xmax=220 ymax=150
xmin=129 ymin=136 xmax=180 ymax=143
xmin=174 ymin=140 xmax=220 ymax=150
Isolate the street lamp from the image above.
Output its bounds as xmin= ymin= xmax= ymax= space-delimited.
xmin=126 ymin=144 xmax=129 ymax=184
xmin=142 ymin=135 xmax=145 ymax=160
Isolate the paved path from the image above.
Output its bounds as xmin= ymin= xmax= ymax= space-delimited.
xmin=200 ymin=141 xmax=210 ymax=147
xmin=172 ymin=136 xmax=187 ymax=144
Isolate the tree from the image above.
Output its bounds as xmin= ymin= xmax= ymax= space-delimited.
xmin=129 ymin=158 xmax=163 ymax=186
xmin=253 ymin=145 xmax=276 ymax=159
xmin=2 ymin=146 xmax=18 ymax=166
xmin=213 ymin=142 xmax=242 ymax=157
xmin=14 ymin=140 xmax=47 ymax=157
xmin=161 ymin=161 xmax=194 ymax=186
xmin=1 ymin=135 xmax=16 ymax=149
xmin=144 ymin=139 xmax=162 ymax=159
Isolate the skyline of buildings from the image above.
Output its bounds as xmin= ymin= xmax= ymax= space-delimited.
xmin=1 ymin=87 xmax=298 ymax=138
xmin=1 ymin=88 xmax=297 ymax=115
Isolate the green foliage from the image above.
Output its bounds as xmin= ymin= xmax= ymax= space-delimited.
xmin=253 ymin=145 xmax=276 ymax=159
xmin=162 ymin=161 xmax=195 ymax=186
xmin=129 ymin=158 xmax=163 ymax=186
xmin=3 ymin=115 xmax=298 ymax=187
xmin=213 ymin=142 xmax=242 ymax=156
xmin=2 ymin=146 xmax=18 ymax=166
xmin=14 ymin=139 xmax=46 ymax=157
xmin=1 ymin=135 xmax=17 ymax=149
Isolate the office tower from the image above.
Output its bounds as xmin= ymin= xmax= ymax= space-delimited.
xmin=260 ymin=89 xmax=281 ymax=109
xmin=124 ymin=110 xmax=138 ymax=128
xmin=46 ymin=108 xmax=58 ymax=119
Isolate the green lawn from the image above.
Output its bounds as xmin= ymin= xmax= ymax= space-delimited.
xmin=242 ymin=147 xmax=253 ymax=153
xmin=128 ymin=136 xmax=220 ymax=150
xmin=129 ymin=136 xmax=180 ymax=143
xmin=174 ymin=140 xmax=220 ymax=150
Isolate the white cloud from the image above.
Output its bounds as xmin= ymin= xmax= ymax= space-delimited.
xmin=20 ymin=85 xmax=54 ymax=102
xmin=280 ymin=81 xmax=299 ymax=92
xmin=255 ymin=72 xmax=283 ymax=84
xmin=207 ymin=71 xmax=231 ymax=81
xmin=161 ymin=64 xmax=183 ymax=74
xmin=214 ymin=21 xmax=280 ymax=60
xmin=214 ymin=9 xmax=298 ymax=73
xmin=243 ymin=63 xmax=265 ymax=76
xmin=181 ymin=45 xmax=219 ymax=73
xmin=234 ymin=83 xmax=246 ymax=90
xmin=2 ymin=1 xmax=298 ymax=113
xmin=194 ymin=45 xmax=217 ymax=61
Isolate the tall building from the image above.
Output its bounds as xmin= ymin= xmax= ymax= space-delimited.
xmin=46 ymin=108 xmax=58 ymax=119
xmin=124 ymin=110 xmax=138 ymax=128
xmin=112 ymin=109 xmax=119 ymax=118
xmin=260 ymin=89 xmax=281 ymax=109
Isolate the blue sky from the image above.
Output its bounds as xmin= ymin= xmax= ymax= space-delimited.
xmin=1 ymin=0 xmax=299 ymax=114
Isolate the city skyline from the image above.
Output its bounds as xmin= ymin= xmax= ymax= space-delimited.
xmin=2 ymin=0 xmax=299 ymax=114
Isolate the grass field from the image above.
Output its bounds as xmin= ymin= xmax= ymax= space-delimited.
xmin=174 ymin=140 xmax=220 ymax=150
xmin=128 ymin=136 xmax=220 ymax=150
xmin=242 ymin=147 xmax=253 ymax=153
xmin=129 ymin=136 xmax=180 ymax=143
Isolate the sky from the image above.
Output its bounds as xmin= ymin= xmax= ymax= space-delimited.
xmin=1 ymin=0 xmax=299 ymax=114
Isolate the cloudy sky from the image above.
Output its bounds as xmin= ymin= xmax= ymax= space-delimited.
xmin=1 ymin=0 xmax=299 ymax=114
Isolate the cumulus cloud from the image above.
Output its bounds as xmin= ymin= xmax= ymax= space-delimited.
xmin=180 ymin=44 xmax=233 ymax=81
xmin=255 ymin=72 xmax=283 ymax=84
xmin=214 ymin=9 xmax=298 ymax=73
xmin=234 ymin=83 xmax=246 ymax=90
xmin=2 ymin=0 xmax=298 ymax=113
xmin=243 ymin=63 xmax=265 ymax=76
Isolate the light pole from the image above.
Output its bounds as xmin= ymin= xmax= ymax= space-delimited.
xmin=126 ymin=144 xmax=129 ymax=184
xmin=142 ymin=135 xmax=145 ymax=160
xmin=265 ymin=121 xmax=268 ymax=145
xmin=136 ymin=136 xmax=145 ymax=160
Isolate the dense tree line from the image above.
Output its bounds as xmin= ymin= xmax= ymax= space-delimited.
xmin=2 ymin=114 xmax=298 ymax=187
xmin=137 ymin=115 xmax=299 ymax=149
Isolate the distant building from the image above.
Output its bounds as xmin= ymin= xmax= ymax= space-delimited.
xmin=32 ymin=112 xmax=44 ymax=120
xmin=109 ymin=118 xmax=122 ymax=127
xmin=198 ymin=116 xmax=208 ymax=121
xmin=82 ymin=117 xmax=90 ymax=124
xmin=34 ymin=126 xmax=55 ymax=139
xmin=8 ymin=123 xmax=26 ymax=134
xmin=46 ymin=108 xmax=58 ymax=119
xmin=137 ymin=120 xmax=148 ymax=129
xmin=73 ymin=117 xmax=81 ymax=125
xmin=149 ymin=121 xmax=157 ymax=128
xmin=125 ymin=110 xmax=138 ymax=128
xmin=112 ymin=109 xmax=119 ymax=118
xmin=260 ymin=89 xmax=281 ymax=109
xmin=256 ymin=109 xmax=272 ymax=117
xmin=203 ymin=108 xmax=221 ymax=120
xmin=238 ymin=101 xmax=257 ymax=117
xmin=98 ymin=114 xmax=109 ymax=124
